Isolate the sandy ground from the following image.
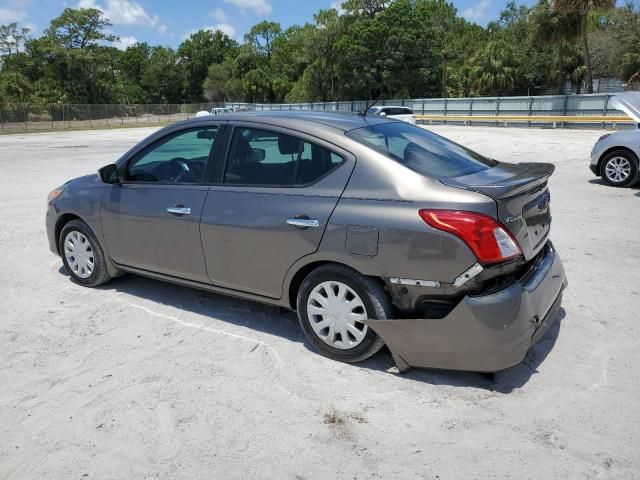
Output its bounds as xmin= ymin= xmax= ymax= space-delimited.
xmin=1 ymin=125 xmax=639 ymax=479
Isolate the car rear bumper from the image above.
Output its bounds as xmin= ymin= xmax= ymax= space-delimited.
xmin=364 ymin=241 xmax=567 ymax=372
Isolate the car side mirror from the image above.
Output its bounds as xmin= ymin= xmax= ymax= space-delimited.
xmin=379 ymin=112 xmax=386 ymax=117
xmin=99 ymin=164 xmax=121 ymax=184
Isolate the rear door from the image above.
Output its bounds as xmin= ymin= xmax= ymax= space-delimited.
xmin=200 ymin=123 xmax=355 ymax=298
xmin=101 ymin=123 xmax=224 ymax=283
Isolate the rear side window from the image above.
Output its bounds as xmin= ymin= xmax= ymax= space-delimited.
xmin=223 ymin=127 xmax=343 ymax=186
xmin=346 ymin=122 xmax=497 ymax=178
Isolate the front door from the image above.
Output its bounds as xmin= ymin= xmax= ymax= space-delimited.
xmin=101 ymin=125 xmax=222 ymax=283
xmin=200 ymin=124 xmax=354 ymax=298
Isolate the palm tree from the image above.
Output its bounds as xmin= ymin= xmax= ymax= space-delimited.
xmin=551 ymin=0 xmax=615 ymax=93
xmin=471 ymin=41 xmax=517 ymax=93
xmin=531 ymin=0 xmax=580 ymax=90
xmin=622 ymin=52 xmax=640 ymax=84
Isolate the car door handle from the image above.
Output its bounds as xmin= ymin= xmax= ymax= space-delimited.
xmin=167 ymin=206 xmax=191 ymax=216
xmin=287 ymin=218 xmax=320 ymax=228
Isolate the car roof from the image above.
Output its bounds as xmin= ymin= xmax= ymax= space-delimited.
xmin=176 ymin=110 xmax=389 ymax=133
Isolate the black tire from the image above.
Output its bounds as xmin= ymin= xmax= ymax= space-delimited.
xmin=600 ymin=149 xmax=639 ymax=187
xmin=296 ymin=264 xmax=393 ymax=363
xmin=58 ymin=219 xmax=112 ymax=287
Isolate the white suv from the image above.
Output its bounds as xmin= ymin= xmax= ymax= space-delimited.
xmin=367 ymin=106 xmax=416 ymax=124
xmin=195 ymin=107 xmax=234 ymax=118
xmin=589 ymin=92 xmax=640 ymax=187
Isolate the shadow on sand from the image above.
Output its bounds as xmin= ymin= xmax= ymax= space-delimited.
xmin=60 ymin=266 xmax=564 ymax=394
xmin=588 ymin=177 xmax=640 ymax=197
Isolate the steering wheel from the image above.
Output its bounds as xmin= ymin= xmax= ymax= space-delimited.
xmin=168 ymin=157 xmax=198 ymax=183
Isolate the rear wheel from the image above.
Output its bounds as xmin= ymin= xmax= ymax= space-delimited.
xmin=600 ymin=150 xmax=639 ymax=187
xmin=296 ymin=264 xmax=392 ymax=363
xmin=59 ymin=219 xmax=112 ymax=287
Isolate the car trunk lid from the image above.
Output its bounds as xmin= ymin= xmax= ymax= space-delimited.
xmin=610 ymin=92 xmax=640 ymax=123
xmin=440 ymin=162 xmax=554 ymax=261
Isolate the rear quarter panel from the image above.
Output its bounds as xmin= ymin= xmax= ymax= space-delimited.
xmin=316 ymin=198 xmax=478 ymax=283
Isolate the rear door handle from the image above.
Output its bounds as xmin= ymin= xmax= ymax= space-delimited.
xmin=167 ymin=206 xmax=191 ymax=216
xmin=287 ymin=218 xmax=320 ymax=228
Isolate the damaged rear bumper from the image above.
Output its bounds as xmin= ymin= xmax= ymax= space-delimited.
xmin=365 ymin=241 xmax=567 ymax=373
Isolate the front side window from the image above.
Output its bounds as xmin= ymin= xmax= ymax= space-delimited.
xmin=127 ymin=127 xmax=218 ymax=183
xmin=346 ymin=122 xmax=497 ymax=178
xmin=223 ymin=127 xmax=343 ymax=186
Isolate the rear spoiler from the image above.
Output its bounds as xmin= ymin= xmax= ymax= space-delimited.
xmin=440 ymin=162 xmax=555 ymax=199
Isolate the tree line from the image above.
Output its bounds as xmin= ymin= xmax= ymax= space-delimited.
xmin=0 ymin=0 xmax=639 ymax=108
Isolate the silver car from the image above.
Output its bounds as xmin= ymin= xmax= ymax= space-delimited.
xmin=46 ymin=112 xmax=567 ymax=372
xmin=590 ymin=92 xmax=640 ymax=187
xmin=366 ymin=106 xmax=416 ymax=124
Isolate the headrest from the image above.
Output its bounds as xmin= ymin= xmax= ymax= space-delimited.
xmin=404 ymin=142 xmax=426 ymax=161
xmin=234 ymin=133 xmax=253 ymax=157
xmin=278 ymin=134 xmax=301 ymax=155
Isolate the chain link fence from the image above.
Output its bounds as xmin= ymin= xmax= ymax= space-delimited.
xmin=0 ymin=103 xmax=223 ymax=132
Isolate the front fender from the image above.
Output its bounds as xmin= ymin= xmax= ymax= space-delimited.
xmin=46 ymin=183 xmax=120 ymax=277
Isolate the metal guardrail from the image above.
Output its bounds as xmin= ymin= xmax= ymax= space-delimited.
xmin=227 ymin=93 xmax=636 ymax=129
xmin=416 ymin=114 xmax=633 ymax=128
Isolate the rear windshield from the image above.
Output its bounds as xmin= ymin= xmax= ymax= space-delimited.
xmin=346 ymin=122 xmax=497 ymax=178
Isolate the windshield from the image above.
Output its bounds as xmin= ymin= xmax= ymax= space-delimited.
xmin=346 ymin=122 xmax=497 ymax=178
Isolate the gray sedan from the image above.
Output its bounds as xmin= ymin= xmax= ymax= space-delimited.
xmin=46 ymin=112 xmax=567 ymax=372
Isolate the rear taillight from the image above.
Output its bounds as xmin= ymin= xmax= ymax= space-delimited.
xmin=419 ymin=209 xmax=522 ymax=264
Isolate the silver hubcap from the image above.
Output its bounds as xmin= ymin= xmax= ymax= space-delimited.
xmin=605 ymin=156 xmax=631 ymax=183
xmin=306 ymin=281 xmax=369 ymax=350
xmin=64 ymin=231 xmax=94 ymax=279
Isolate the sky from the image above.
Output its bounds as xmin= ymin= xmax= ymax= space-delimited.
xmin=0 ymin=0 xmax=536 ymax=49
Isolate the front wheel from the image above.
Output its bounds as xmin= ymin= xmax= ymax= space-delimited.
xmin=600 ymin=150 xmax=639 ymax=187
xmin=296 ymin=264 xmax=393 ymax=363
xmin=59 ymin=219 xmax=113 ymax=287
